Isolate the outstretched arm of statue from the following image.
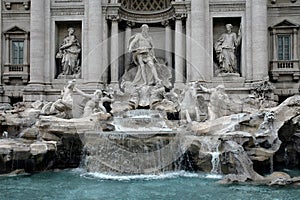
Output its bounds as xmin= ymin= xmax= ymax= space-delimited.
xmin=74 ymin=87 xmax=92 ymax=99
xmin=199 ymin=85 xmax=211 ymax=93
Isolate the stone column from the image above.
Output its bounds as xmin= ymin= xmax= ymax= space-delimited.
xmin=0 ymin=2 xmax=2 ymax=87
xmin=245 ymin=0 xmax=253 ymax=81
xmin=175 ymin=15 xmax=184 ymax=84
xmin=272 ymin=30 xmax=277 ymax=60
xmin=87 ymin=0 xmax=102 ymax=83
xmin=252 ymin=0 xmax=268 ymax=81
xmin=186 ymin=10 xmax=191 ymax=82
xmin=29 ymin=0 xmax=45 ymax=84
xmin=189 ymin=0 xmax=207 ymax=82
xmin=5 ymin=35 xmax=9 ymax=65
xmin=293 ymin=28 xmax=298 ymax=60
xmin=101 ymin=10 xmax=109 ymax=83
xmin=110 ymin=17 xmax=119 ymax=84
xmin=23 ymin=33 xmax=29 ymax=65
xmin=124 ymin=22 xmax=133 ymax=71
xmin=163 ymin=20 xmax=172 ymax=67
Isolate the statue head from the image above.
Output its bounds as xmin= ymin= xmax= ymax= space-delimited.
xmin=141 ymin=24 xmax=149 ymax=34
xmin=67 ymin=79 xmax=76 ymax=88
xmin=225 ymin=24 xmax=233 ymax=32
xmin=216 ymin=84 xmax=225 ymax=92
xmin=94 ymin=89 xmax=103 ymax=98
xmin=67 ymin=27 xmax=75 ymax=34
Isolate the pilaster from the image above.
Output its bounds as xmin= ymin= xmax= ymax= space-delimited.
xmin=252 ymin=0 xmax=268 ymax=81
xmin=162 ymin=20 xmax=172 ymax=68
xmin=87 ymin=0 xmax=103 ymax=83
xmin=29 ymin=0 xmax=45 ymax=84
xmin=189 ymin=0 xmax=208 ymax=82
xmin=107 ymin=3 xmax=121 ymax=84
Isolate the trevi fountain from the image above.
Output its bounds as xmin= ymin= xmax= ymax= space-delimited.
xmin=1 ymin=24 xmax=300 ymax=200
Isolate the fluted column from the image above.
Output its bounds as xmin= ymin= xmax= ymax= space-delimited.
xmin=124 ymin=22 xmax=134 ymax=71
xmin=186 ymin=10 xmax=191 ymax=82
xmin=293 ymin=28 xmax=298 ymax=60
xmin=87 ymin=0 xmax=102 ymax=83
xmin=110 ymin=17 xmax=119 ymax=84
xmin=29 ymin=0 xmax=45 ymax=84
xmin=5 ymin=35 xmax=9 ymax=65
xmin=189 ymin=0 xmax=208 ymax=81
xmin=245 ymin=0 xmax=253 ymax=81
xmin=23 ymin=33 xmax=29 ymax=65
xmin=101 ymin=11 xmax=109 ymax=83
xmin=0 ymin=2 xmax=2 ymax=87
xmin=175 ymin=15 xmax=184 ymax=84
xmin=252 ymin=0 xmax=268 ymax=81
xmin=163 ymin=20 xmax=172 ymax=67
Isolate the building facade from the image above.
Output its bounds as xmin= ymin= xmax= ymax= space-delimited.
xmin=0 ymin=0 xmax=300 ymax=104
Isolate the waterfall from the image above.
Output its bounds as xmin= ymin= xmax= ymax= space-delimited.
xmin=81 ymin=110 xmax=188 ymax=174
xmin=210 ymin=152 xmax=221 ymax=174
xmin=200 ymin=137 xmax=222 ymax=175
xmin=270 ymin=155 xmax=274 ymax=174
xmin=284 ymin=147 xmax=289 ymax=167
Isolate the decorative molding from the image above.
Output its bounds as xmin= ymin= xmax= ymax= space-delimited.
xmin=118 ymin=6 xmax=175 ymax=23
xmin=4 ymin=2 xmax=11 ymax=10
xmin=106 ymin=4 xmax=121 ymax=22
xmin=126 ymin=21 xmax=135 ymax=27
xmin=119 ymin=0 xmax=171 ymax=12
xmin=161 ymin=20 xmax=170 ymax=27
xmin=51 ymin=7 xmax=84 ymax=16
xmin=209 ymin=2 xmax=246 ymax=12
xmin=54 ymin=0 xmax=82 ymax=3
xmin=3 ymin=1 xmax=30 ymax=10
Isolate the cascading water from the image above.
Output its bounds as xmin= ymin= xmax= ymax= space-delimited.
xmin=200 ymin=137 xmax=222 ymax=176
xmin=81 ymin=110 xmax=188 ymax=174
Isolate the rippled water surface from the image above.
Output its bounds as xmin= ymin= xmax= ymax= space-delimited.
xmin=0 ymin=170 xmax=299 ymax=200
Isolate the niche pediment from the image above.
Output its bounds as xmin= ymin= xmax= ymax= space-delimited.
xmin=4 ymin=26 xmax=28 ymax=34
xmin=271 ymin=20 xmax=299 ymax=29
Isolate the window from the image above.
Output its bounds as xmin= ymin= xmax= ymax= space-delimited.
xmin=12 ymin=41 xmax=24 ymax=64
xmin=277 ymin=35 xmax=291 ymax=60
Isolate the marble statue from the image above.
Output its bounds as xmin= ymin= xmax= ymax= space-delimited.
xmin=75 ymin=88 xmax=108 ymax=117
xmin=180 ymin=82 xmax=203 ymax=122
xmin=49 ymin=79 xmax=76 ymax=118
xmin=214 ymin=24 xmax=241 ymax=74
xmin=128 ymin=24 xmax=162 ymax=86
xmin=119 ymin=24 xmax=172 ymax=109
xmin=56 ymin=27 xmax=81 ymax=78
xmin=200 ymin=84 xmax=231 ymax=120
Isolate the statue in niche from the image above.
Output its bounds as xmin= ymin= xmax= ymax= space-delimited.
xmin=56 ymin=27 xmax=81 ymax=78
xmin=128 ymin=24 xmax=162 ymax=86
xmin=119 ymin=24 xmax=172 ymax=109
xmin=122 ymin=24 xmax=172 ymax=90
xmin=214 ymin=24 xmax=242 ymax=75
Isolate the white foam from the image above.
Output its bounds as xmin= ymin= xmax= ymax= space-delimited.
xmin=205 ymin=174 xmax=223 ymax=179
xmin=77 ymin=170 xmax=201 ymax=181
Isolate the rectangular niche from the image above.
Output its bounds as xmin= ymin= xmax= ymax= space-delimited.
xmin=213 ymin=17 xmax=242 ymax=77
xmin=55 ymin=21 xmax=82 ymax=79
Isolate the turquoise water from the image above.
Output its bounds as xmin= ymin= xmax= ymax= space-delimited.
xmin=0 ymin=170 xmax=299 ymax=200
